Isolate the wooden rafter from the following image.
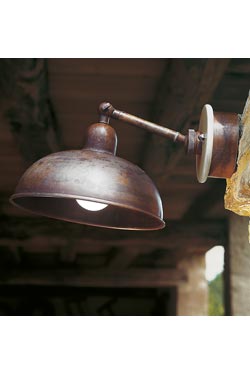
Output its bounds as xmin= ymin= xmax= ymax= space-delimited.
xmin=107 ymin=248 xmax=139 ymax=269
xmin=0 ymin=58 xmax=62 ymax=164
xmin=0 ymin=267 xmax=187 ymax=288
xmin=0 ymin=215 xmax=226 ymax=251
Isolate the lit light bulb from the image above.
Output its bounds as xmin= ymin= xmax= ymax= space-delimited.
xmin=76 ymin=199 xmax=108 ymax=211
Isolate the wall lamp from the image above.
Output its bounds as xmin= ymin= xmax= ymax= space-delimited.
xmin=10 ymin=102 xmax=240 ymax=230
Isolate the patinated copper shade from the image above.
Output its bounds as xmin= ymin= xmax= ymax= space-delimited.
xmin=10 ymin=122 xmax=164 ymax=230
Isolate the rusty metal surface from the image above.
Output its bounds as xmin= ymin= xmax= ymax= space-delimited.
xmin=209 ymin=112 xmax=239 ymax=178
xmin=98 ymin=102 xmax=240 ymax=181
xmin=84 ymin=123 xmax=117 ymax=154
xmin=99 ymin=102 xmax=186 ymax=144
xmin=10 ymin=123 xmax=164 ymax=230
xmin=186 ymin=129 xmax=203 ymax=155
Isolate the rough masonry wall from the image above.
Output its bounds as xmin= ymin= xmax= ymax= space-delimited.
xmin=225 ymin=92 xmax=250 ymax=215
xmin=229 ymin=214 xmax=250 ymax=315
xmin=177 ymin=255 xmax=208 ymax=316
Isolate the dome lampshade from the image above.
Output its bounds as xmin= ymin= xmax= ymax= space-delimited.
xmin=10 ymin=123 xmax=165 ymax=230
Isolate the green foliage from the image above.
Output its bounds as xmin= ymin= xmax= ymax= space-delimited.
xmin=208 ymin=273 xmax=224 ymax=316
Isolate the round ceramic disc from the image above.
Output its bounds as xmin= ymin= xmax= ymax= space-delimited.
xmin=196 ymin=104 xmax=214 ymax=183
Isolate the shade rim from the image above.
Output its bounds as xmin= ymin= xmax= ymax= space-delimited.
xmin=9 ymin=192 xmax=165 ymax=231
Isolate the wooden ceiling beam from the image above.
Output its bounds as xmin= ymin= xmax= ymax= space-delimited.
xmin=0 ymin=215 xmax=226 ymax=251
xmin=227 ymin=59 xmax=250 ymax=74
xmin=142 ymin=58 xmax=230 ymax=190
xmin=0 ymin=267 xmax=187 ymax=288
xmin=107 ymin=248 xmax=139 ymax=269
xmin=0 ymin=58 xmax=62 ymax=165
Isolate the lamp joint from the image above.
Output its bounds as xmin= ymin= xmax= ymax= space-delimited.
xmin=186 ymin=129 xmax=203 ymax=155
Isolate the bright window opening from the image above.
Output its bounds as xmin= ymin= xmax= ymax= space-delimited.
xmin=205 ymin=245 xmax=225 ymax=316
xmin=205 ymin=245 xmax=225 ymax=282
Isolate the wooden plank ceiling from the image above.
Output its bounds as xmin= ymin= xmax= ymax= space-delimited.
xmin=0 ymin=58 xmax=250 ymax=288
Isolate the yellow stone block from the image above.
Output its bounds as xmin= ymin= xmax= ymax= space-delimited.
xmin=225 ymin=92 xmax=250 ymax=216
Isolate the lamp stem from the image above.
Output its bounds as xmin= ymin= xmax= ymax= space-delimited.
xmin=98 ymin=102 xmax=186 ymax=144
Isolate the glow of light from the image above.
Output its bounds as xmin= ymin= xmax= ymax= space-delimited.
xmin=205 ymin=245 xmax=225 ymax=282
xmin=76 ymin=199 xmax=108 ymax=211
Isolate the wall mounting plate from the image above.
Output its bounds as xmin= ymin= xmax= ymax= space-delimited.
xmin=196 ymin=104 xmax=214 ymax=183
xmin=196 ymin=105 xmax=240 ymax=183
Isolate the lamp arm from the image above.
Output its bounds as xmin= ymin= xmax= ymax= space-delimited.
xmin=98 ymin=102 xmax=240 ymax=182
xmin=98 ymin=102 xmax=186 ymax=145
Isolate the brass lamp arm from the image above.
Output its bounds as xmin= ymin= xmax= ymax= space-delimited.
xmin=98 ymin=102 xmax=187 ymax=145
